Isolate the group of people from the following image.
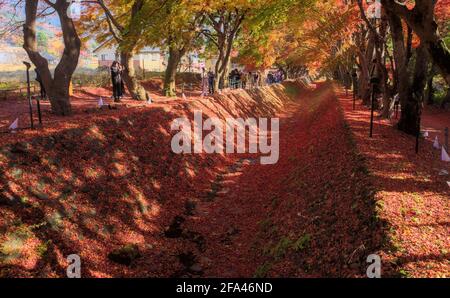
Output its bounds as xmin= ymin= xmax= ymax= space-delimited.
xmin=34 ymin=62 xmax=284 ymax=103
xmin=266 ymin=70 xmax=285 ymax=85
xmin=228 ymin=69 xmax=245 ymax=89
xmin=203 ymin=68 xmax=285 ymax=95
xmin=229 ymin=70 xmax=265 ymax=90
xmin=110 ymin=61 xmax=125 ymax=102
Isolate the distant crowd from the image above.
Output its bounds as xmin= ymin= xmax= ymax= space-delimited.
xmin=205 ymin=68 xmax=285 ymax=95
xmin=106 ymin=62 xmax=286 ymax=99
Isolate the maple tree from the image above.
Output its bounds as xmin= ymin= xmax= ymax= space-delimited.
xmin=198 ymin=0 xmax=256 ymax=90
xmin=235 ymin=0 xmax=450 ymax=136
xmin=126 ymin=0 xmax=206 ymax=97
xmin=23 ymin=0 xmax=81 ymax=115
xmin=78 ymin=0 xmax=151 ymax=101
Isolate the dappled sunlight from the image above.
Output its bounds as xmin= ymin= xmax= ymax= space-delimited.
xmin=0 ymin=78 xmax=309 ymax=277
xmin=338 ymin=86 xmax=449 ymax=278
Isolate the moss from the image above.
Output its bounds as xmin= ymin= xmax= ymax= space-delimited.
xmin=271 ymin=236 xmax=293 ymax=259
xmin=36 ymin=241 xmax=50 ymax=258
xmin=292 ymin=234 xmax=311 ymax=251
xmin=47 ymin=211 xmax=64 ymax=231
xmin=254 ymin=262 xmax=272 ymax=278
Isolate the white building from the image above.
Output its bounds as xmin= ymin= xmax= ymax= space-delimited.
xmin=94 ymin=43 xmax=210 ymax=74
xmin=93 ymin=44 xmax=165 ymax=72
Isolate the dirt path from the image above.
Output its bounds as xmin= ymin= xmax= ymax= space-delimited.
xmin=161 ymin=83 xmax=383 ymax=277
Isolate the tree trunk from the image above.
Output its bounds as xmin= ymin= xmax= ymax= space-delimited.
xmin=48 ymin=76 xmax=72 ymax=115
xmin=387 ymin=10 xmax=411 ymax=119
xmin=208 ymin=10 xmax=246 ymax=91
xmin=398 ymin=45 xmax=429 ymax=135
xmin=358 ymin=32 xmax=375 ymax=105
xmin=23 ymin=0 xmax=80 ymax=116
xmin=426 ymin=64 xmax=436 ymax=105
xmin=387 ymin=9 xmax=426 ymax=135
xmin=163 ymin=46 xmax=183 ymax=97
xmin=214 ymin=38 xmax=227 ymax=91
xmin=376 ymin=17 xmax=392 ymax=118
xmin=218 ymin=52 xmax=231 ymax=90
xmin=357 ymin=52 xmax=371 ymax=104
xmin=381 ymin=0 xmax=450 ymax=85
xmin=120 ymin=51 xmax=148 ymax=101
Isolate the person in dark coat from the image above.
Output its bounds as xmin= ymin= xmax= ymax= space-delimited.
xmin=207 ymin=70 xmax=215 ymax=94
xmin=35 ymin=68 xmax=46 ymax=100
xmin=111 ymin=61 xmax=122 ymax=102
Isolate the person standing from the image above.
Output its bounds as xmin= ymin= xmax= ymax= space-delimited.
xmin=242 ymin=72 xmax=248 ymax=89
xmin=253 ymin=72 xmax=259 ymax=87
xmin=207 ymin=70 xmax=215 ymax=94
xmin=228 ymin=70 xmax=235 ymax=89
xmin=111 ymin=61 xmax=122 ymax=102
xmin=267 ymin=72 xmax=274 ymax=85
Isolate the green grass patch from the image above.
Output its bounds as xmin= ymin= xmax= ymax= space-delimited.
xmin=254 ymin=262 xmax=273 ymax=278
xmin=292 ymin=234 xmax=311 ymax=252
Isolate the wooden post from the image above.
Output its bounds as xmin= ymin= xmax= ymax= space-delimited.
xmin=23 ymin=61 xmax=34 ymax=129
xmin=445 ymin=127 xmax=449 ymax=151
xmin=352 ymin=71 xmax=357 ymax=110
xmin=369 ymin=76 xmax=379 ymax=138
xmin=142 ymin=57 xmax=145 ymax=79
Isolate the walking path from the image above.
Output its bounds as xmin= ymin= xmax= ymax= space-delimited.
xmin=161 ymin=82 xmax=384 ymax=277
xmin=338 ymin=86 xmax=449 ymax=277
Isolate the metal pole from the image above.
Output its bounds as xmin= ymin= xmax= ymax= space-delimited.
xmin=395 ymin=102 xmax=399 ymax=119
xmin=352 ymin=71 xmax=357 ymax=110
xmin=445 ymin=127 xmax=449 ymax=151
xmin=415 ymin=109 xmax=421 ymax=154
xmin=369 ymin=59 xmax=378 ymax=138
xmin=369 ymin=76 xmax=379 ymax=138
xmin=23 ymin=61 xmax=34 ymax=129
xmin=370 ymin=84 xmax=375 ymax=138
xmin=202 ymin=68 xmax=205 ymax=96
xmin=36 ymin=96 xmax=42 ymax=125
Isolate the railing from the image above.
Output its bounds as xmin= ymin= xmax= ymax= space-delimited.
xmin=0 ymin=84 xmax=38 ymax=100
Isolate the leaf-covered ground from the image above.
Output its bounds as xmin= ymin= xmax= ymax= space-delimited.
xmin=181 ymin=82 xmax=385 ymax=277
xmin=0 ymin=80 xmax=305 ymax=277
xmin=0 ymin=81 xmax=447 ymax=277
xmin=338 ymin=87 xmax=449 ymax=278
